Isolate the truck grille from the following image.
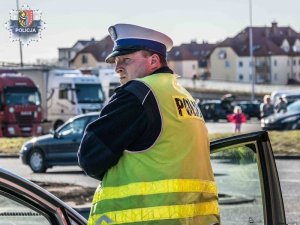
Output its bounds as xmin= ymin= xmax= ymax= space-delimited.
xmin=15 ymin=113 xmax=34 ymax=125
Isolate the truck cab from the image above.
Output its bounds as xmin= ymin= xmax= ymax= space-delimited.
xmin=98 ymin=68 xmax=120 ymax=102
xmin=0 ymin=74 xmax=42 ymax=137
xmin=47 ymin=70 xmax=105 ymax=130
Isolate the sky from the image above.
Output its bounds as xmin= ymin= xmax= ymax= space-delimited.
xmin=1 ymin=0 xmax=300 ymax=64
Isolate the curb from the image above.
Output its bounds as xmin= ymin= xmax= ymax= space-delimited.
xmin=0 ymin=154 xmax=19 ymax=158
xmin=274 ymin=154 xmax=300 ymax=159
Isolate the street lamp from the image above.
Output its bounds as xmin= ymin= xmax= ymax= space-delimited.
xmin=249 ymin=0 xmax=255 ymax=101
xmin=16 ymin=0 xmax=24 ymax=67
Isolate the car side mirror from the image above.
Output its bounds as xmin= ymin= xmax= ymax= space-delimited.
xmin=50 ymin=129 xmax=61 ymax=139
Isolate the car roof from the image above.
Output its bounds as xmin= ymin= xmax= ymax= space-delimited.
xmin=62 ymin=112 xmax=99 ymax=125
xmin=71 ymin=112 xmax=99 ymax=120
xmin=201 ymin=100 xmax=222 ymax=104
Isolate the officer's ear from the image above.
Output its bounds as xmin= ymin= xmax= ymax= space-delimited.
xmin=150 ymin=53 xmax=160 ymax=67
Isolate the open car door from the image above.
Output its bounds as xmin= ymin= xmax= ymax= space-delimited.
xmin=210 ymin=130 xmax=286 ymax=225
xmin=0 ymin=168 xmax=87 ymax=225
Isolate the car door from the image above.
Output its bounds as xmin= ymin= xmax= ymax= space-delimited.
xmin=210 ymin=130 xmax=286 ymax=225
xmin=47 ymin=116 xmax=90 ymax=165
xmin=0 ymin=167 xmax=87 ymax=225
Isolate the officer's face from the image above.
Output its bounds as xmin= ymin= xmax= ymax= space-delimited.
xmin=114 ymin=51 xmax=153 ymax=85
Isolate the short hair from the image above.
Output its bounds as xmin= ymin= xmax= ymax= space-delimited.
xmin=141 ymin=50 xmax=168 ymax=67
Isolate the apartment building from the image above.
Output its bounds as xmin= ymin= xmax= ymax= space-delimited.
xmin=210 ymin=22 xmax=300 ymax=85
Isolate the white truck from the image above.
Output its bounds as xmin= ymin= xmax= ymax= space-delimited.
xmin=98 ymin=68 xmax=120 ymax=102
xmin=19 ymin=67 xmax=105 ymax=132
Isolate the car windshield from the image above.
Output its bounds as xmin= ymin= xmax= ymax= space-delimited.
xmin=4 ymin=87 xmax=41 ymax=106
xmin=287 ymin=100 xmax=300 ymax=112
xmin=75 ymin=84 xmax=105 ymax=104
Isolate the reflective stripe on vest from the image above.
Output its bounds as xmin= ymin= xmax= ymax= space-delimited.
xmin=92 ymin=179 xmax=218 ymax=203
xmin=88 ymin=200 xmax=219 ymax=225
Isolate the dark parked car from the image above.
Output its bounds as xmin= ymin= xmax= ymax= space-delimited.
xmin=234 ymin=101 xmax=261 ymax=119
xmin=199 ymin=100 xmax=233 ymax=121
xmin=20 ymin=112 xmax=99 ymax=173
xmin=261 ymin=99 xmax=300 ymax=130
xmin=4 ymin=131 xmax=287 ymax=224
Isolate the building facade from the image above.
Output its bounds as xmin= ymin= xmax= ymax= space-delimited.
xmin=58 ymin=38 xmax=97 ymax=68
xmin=210 ymin=22 xmax=300 ymax=85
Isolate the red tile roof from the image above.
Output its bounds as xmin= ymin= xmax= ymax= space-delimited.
xmin=216 ymin=22 xmax=300 ymax=56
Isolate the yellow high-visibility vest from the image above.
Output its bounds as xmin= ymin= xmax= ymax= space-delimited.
xmin=89 ymin=73 xmax=220 ymax=225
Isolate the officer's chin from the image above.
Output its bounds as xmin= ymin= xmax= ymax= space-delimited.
xmin=120 ymin=77 xmax=128 ymax=85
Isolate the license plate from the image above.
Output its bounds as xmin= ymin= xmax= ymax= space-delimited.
xmin=20 ymin=112 xmax=32 ymax=116
xmin=21 ymin=127 xmax=31 ymax=131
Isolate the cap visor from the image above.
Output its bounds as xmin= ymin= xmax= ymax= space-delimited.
xmin=105 ymin=49 xmax=140 ymax=63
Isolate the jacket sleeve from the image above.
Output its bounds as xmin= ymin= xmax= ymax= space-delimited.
xmin=77 ymin=88 xmax=147 ymax=180
xmin=77 ymin=131 xmax=120 ymax=180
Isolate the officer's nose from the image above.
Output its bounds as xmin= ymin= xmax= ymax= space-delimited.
xmin=115 ymin=65 xmax=124 ymax=74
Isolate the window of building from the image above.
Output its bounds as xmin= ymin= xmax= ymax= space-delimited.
xmin=239 ymin=74 xmax=244 ymax=80
xmin=298 ymin=59 xmax=300 ymax=65
xmin=287 ymin=60 xmax=290 ymax=65
xmin=81 ymin=55 xmax=88 ymax=64
xmin=274 ymin=60 xmax=277 ymax=66
xmin=239 ymin=61 xmax=243 ymax=67
xmin=218 ymin=50 xmax=227 ymax=59
xmin=293 ymin=45 xmax=300 ymax=52
xmin=282 ymin=46 xmax=290 ymax=52
xmin=274 ymin=73 xmax=277 ymax=80
xmin=192 ymin=64 xmax=196 ymax=70
xmin=249 ymin=74 xmax=252 ymax=80
xmin=225 ymin=61 xmax=230 ymax=68
xmin=299 ymin=72 xmax=300 ymax=78
xmin=293 ymin=60 xmax=296 ymax=65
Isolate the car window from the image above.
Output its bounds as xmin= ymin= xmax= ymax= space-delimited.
xmin=58 ymin=116 xmax=89 ymax=136
xmin=211 ymin=143 xmax=264 ymax=225
xmin=287 ymin=100 xmax=300 ymax=112
xmin=0 ymin=191 xmax=50 ymax=225
xmin=88 ymin=115 xmax=98 ymax=123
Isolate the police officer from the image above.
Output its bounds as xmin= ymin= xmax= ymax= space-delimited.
xmin=78 ymin=23 xmax=220 ymax=225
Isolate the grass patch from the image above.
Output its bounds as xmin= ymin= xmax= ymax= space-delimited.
xmin=0 ymin=131 xmax=299 ymax=155
xmin=0 ymin=137 xmax=31 ymax=154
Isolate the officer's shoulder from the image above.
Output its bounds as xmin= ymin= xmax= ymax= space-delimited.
xmin=122 ymin=80 xmax=151 ymax=104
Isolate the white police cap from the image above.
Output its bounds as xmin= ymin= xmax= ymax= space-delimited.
xmin=105 ymin=23 xmax=173 ymax=63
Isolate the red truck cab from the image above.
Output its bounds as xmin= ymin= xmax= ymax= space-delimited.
xmin=0 ymin=74 xmax=42 ymax=137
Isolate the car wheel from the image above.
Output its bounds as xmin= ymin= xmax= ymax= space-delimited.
xmin=28 ymin=149 xmax=47 ymax=173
